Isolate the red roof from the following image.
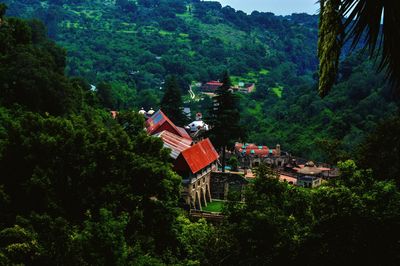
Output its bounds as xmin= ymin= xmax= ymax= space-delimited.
xmin=154 ymin=130 xmax=192 ymax=159
xmin=178 ymin=139 xmax=219 ymax=174
xmin=235 ymin=143 xmax=273 ymax=156
xmin=207 ymin=81 xmax=223 ymax=86
xmin=146 ymin=110 xmax=192 ymax=140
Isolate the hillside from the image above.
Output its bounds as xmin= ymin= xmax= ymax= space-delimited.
xmin=3 ymin=0 xmax=398 ymax=159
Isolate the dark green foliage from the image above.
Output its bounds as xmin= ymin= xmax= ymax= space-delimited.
xmin=228 ymin=155 xmax=239 ymax=171
xmin=358 ymin=114 xmax=400 ymax=184
xmin=221 ymin=162 xmax=400 ymax=265
xmin=241 ymin=52 xmax=398 ymax=160
xmin=0 ymin=106 xmax=183 ymax=264
xmin=0 ymin=17 xmax=82 ymax=115
xmin=0 ymin=3 xmax=6 ymax=19
xmin=96 ymin=82 xmax=116 ymax=110
xmin=160 ymin=75 xmax=187 ymax=126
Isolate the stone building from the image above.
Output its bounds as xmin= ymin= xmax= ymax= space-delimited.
xmin=210 ymin=172 xmax=248 ymax=200
xmin=295 ymin=161 xmax=323 ymax=188
xmin=235 ymin=143 xmax=288 ymax=169
xmin=174 ymin=139 xmax=219 ymax=209
xmin=147 ymin=110 xmax=219 ymax=210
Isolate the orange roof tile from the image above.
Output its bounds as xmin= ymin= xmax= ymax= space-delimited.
xmin=180 ymin=139 xmax=219 ymax=174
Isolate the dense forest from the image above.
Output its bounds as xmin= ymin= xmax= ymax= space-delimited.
xmin=3 ymin=0 xmax=398 ymax=159
xmin=1 ymin=1 xmax=400 ymax=265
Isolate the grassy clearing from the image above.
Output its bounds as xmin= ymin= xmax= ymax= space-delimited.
xmin=231 ymin=69 xmax=269 ymax=86
xmin=202 ymin=200 xmax=224 ymax=212
xmin=271 ymin=86 xmax=283 ymax=98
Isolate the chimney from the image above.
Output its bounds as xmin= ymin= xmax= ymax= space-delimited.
xmin=276 ymin=144 xmax=281 ymax=157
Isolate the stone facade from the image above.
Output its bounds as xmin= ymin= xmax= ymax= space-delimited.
xmin=182 ymin=167 xmax=214 ymax=210
xmin=240 ymin=155 xmax=288 ymax=169
xmin=210 ymin=172 xmax=249 ymax=200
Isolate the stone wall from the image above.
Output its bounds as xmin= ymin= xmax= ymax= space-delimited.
xmin=210 ymin=172 xmax=249 ymax=200
xmin=183 ymin=171 xmax=212 ymax=210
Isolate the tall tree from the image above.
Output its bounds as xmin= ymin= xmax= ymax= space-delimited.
xmin=0 ymin=3 xmax=6 ymax=22
xmin=160 ymin=75 xmax=187 ymax=126
xmin=208 ymin=71 xmax=243 ymax=172
xmin=96 ymin=82 xmax=116 ymax=110
xmin=318 ymin=0 xmax=400 ymax=97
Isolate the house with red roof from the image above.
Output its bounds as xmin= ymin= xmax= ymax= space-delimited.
xmin=146 ymin=110 xmax=192 ymax=141
xmin=174 ymin=139 xmax=219 ymax=209
xmin=201 ymin=80 xmax=255 ymax=94
xmin=201 ymin=81 xmax=223 ymax=92
xmin=235 ymin=142 xmax=287 ymax=169
xmin=148 ymin=110 xmax=219 ymax=210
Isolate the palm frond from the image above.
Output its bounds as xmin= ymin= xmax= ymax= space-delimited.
xmin=318 ymin=0 xmax=343 ymax=97
xmin=343 ymin=0 xmax=400 ymax=93
xmin=319 ymin=0 xmax=400 ymax=97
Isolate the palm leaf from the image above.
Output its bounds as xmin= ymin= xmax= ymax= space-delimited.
xmin=318 ymin=0 xmax=400 ymax=96
xmin=318 ymin=0 xmax=343 ymax=97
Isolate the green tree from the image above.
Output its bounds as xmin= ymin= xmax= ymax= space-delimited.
xmin=208 ymin=71 xmax=243 ymax=172
xmin=0 ymin=16 xmax=82 ymax=115
xmin=0 ymin=225 xmax=42 ymax=265
xmin=223 ymin=164 xmax=312 ymax=265
xmin=228 ymin=155 xmax=239 ymax=171
xmin=160 ymin=75 xmax=187 ymax=126
xmin=0 ymin=3 xmax=6 ymax=21
xmin=96 ymin=82 xmax=116 ymax=110
xmin=300 ymin=160 xmax=400 ymax=265
xmin=358 ymin=115 xmax=400 ymax=184
xmin=73 ymin=209 xmax=130 ymax=266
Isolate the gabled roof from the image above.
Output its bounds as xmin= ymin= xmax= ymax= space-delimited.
xmin=154 ymin=130 xmax=192 ymax=159
xmin=179 ymin=139 xmax=219 ymax=174
xmin=177 ymin=126 xmax=191 ymax=140
xmin=146 ymin=110 xmax=192 ymax=140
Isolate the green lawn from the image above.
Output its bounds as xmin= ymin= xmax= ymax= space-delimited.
xmin=271 ymin=86 xmax=283 ymax=98
xmin=202 ymin=200 xmax=224 ymax=212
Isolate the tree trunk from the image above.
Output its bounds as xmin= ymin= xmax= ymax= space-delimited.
xmin=221 ymin=146 xmax=226 ymax=173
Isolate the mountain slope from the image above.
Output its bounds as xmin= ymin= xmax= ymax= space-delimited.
xmin=3 ymin=0 xmax=398 ymax=160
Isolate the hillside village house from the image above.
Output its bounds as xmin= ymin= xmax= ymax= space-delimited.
xmin=145 ymin=110 xmax=219 ymax=210
xmin=294 ymin=161 xmax=323 ymax=188
xmin=235 ymin=142 xmax=286 ymax=168
xmin=146 ymin=110 xmax=192 ymax=140
xmin=201 ymin=80 xmax=255 ymax=94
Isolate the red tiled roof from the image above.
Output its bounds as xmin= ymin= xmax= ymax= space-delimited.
xmin=180 ymin=139 xmax=219 ymax=174
xmin=236 ymin=143 xmax=272 ymax=156
xmin=154 ymin=130 xmax=192 ymax=159
xmin=207 ymin=81 xmax=223 ymax=86
xmin=146 ymin=110 xmax=192 ymax=141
